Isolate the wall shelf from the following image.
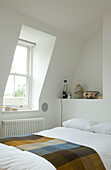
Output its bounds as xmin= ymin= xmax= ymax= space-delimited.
xmin=58 ymin=98 xmax=103 ymax=101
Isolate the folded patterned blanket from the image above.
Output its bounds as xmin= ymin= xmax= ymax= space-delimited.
xmin=0 ymin=134 xmax=105 ymax=170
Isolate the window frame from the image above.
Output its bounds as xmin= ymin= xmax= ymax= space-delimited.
xmin=3 ymin=43 xmax=32 ymax=110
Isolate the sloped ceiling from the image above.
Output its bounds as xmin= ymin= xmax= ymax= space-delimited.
xmin=0 ymin=0 xmax=111 ymax=40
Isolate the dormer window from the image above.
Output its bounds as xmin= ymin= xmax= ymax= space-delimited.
xmin=2 ymin=25 xmax=56 ymax=112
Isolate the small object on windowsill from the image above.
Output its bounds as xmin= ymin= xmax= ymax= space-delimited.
xmin=2 ymin=106 xmax=6 ymax=111
xmin=5 ymin=106 xmax=10 ymax=111
xmin=11 ymin=108 xmax=18 ymax=111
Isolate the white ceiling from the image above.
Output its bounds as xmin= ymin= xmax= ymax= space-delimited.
xmin=1 ymin=0 xmax=111 ymax=40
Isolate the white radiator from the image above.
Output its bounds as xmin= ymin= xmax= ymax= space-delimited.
xmin=1 ymin=118 xmax=45 ymax=137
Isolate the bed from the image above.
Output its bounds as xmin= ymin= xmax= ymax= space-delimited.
xmin=0 ymin=119 xmax=111 ymax=170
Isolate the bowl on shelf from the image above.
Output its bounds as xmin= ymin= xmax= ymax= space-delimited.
xmin=82 ymin=91 xmax=99 ymax=99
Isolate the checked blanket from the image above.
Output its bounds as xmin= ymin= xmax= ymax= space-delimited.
xmin=0 ymin=134 xmax=105 ymax=170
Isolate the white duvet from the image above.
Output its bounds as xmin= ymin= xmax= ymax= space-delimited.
xmin=0 ymin=127 xmax=111 ymax=170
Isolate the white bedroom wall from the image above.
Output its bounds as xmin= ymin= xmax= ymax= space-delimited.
xmin=32 ymin=38 xmax=56 ymax=110
xmin=0 ymin=7 xmax=21 ymax=98
xmin=71 ymin=29 xmax=103 ymax=95
xmin=62 ymin=10 xmax=111 ymax=123
xmin=0 ymin=6 xmax=83 ymax=129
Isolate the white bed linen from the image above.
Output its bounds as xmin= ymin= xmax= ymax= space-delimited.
xmin=37 ymin=127 xmax=111 ymax=170
xmin=0 ymin=127 xmax=111 ymax=170
xmin=0 ymin=143 xmax=55 ymax=170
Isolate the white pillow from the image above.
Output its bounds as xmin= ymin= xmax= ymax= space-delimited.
xmin=92 ymin=122 xmax=111 ymax=134
xmin=62 ymin=118 xmax=97 ymax=132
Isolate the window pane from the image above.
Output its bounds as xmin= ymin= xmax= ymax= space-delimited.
xmin=14 ymin=97 xmax=27 ymax=106
xmin=11 ymin=45 xmax=27 ymax=74
xmin=15 ymin=76 xmax=27 ymax=105
xmin=3 ymin=75 xmax=14 ymax=105
xmin=4 ymin=75 xmax=14 ymax=97
xmin=3 ymin=97 xmax=14 ymax=105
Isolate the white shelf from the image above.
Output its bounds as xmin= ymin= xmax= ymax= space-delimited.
xmin=58 ymin=98 xmax=103 ymax=101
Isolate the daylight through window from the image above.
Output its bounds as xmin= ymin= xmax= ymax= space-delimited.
xmin=3 ymin=44 xmax=32 ymax=109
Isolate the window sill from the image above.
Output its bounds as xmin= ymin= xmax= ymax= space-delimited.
xmin=1 ymin=109 xmax=39 ymax=114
